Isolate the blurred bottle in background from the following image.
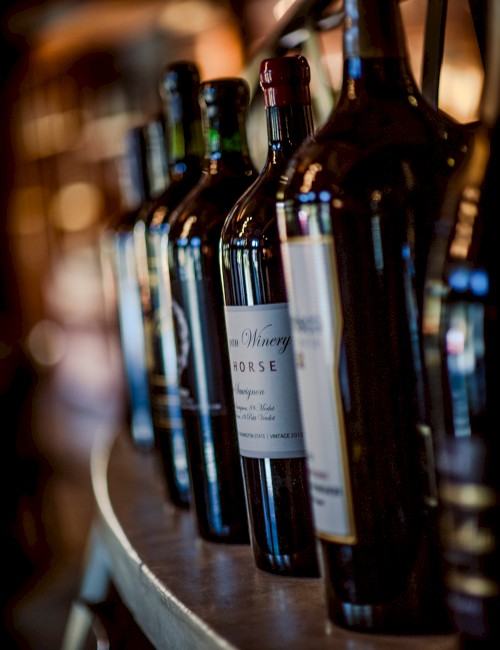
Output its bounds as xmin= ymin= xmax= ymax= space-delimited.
xmin=135 ymin=61 xmax=204 ymax=509
xmin=104 ymin=119 xmax=168 ymax=450
xmin=423 ymin=0 xmax=500 ymax=645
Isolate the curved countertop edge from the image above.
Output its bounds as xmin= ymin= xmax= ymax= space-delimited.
xmin=90 ymin=431 xmax=238 ymax=650
xmin=89 ymin=429 xmax=460 ymax=650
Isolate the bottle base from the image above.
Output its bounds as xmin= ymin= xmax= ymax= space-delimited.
xmin=254 ymin=549 xmax=319 ymax=578
xmin=328 ymin=598 xmax=452 ymax=636
xmin=168 ymin=492 xmax=190 ymax=510
xmin=196 ymin=523 xmax=250 ymax=545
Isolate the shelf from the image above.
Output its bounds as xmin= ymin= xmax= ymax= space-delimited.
xmin=90 ymin=430 xmax=460 ymax=650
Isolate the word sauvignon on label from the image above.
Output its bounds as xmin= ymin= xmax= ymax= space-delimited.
xmin=225 ymin=304 xmax=304 ymax=460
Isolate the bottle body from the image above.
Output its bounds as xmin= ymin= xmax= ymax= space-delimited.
xmin=277 ymin=0 xmax=456 ymax=633
xmin=221 ymin=172 xmax=318 ymax=573
xmin=136 ymin=169 xmax=201 ymax=508
xmin=168 ymin=78 xmax=257 ymax=543
xmin=169 ymin=173 xmax=254 ymax=543
xmin=279 ymin=129 xmax=447 ymax=632
xmin=136 ymin=197 xmax=193 ymax=507
xmin=220 ymin=56 xmax=318 ymax=575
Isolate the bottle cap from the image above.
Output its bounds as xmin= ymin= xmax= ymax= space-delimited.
xmin=259 ymin=55 xmax=311 ymax=107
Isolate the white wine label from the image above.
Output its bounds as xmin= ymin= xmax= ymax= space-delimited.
xmin=281 ymin=236 xmax=357 ymax=543
xmin=224 ymin=303 xmax=305 ymax=459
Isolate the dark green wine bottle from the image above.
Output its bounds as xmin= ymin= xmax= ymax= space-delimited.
xmin=168 ymin=78 xmax=257 ymax=543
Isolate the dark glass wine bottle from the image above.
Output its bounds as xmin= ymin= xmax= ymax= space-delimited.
xmin=135 ymin=61 xmax=204 ymax=509
xmin=423 ymin=0 xmax=500 ymax=645
xmin=112 ymin=119 xmax=168 ymax=450
xmin=220 ymin=56 xmax=318 ymax=575
xmin=168 ymin=78 xmax=258 ymax=543
xmin=276 ymin=0 xmax=460 ymax=634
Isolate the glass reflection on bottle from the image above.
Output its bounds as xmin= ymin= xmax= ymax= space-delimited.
xmin=151 ymin=224 xmax=190 ymax=495
xmin=444 ymin=271 xmax=488 ymax=438
xmin=114 ymin=232 xmax=154 ymax=448
xmin=173 ymin=234 xmax=229 ymax=537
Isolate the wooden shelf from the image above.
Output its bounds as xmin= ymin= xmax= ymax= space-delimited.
xmin=90 ymin=430 xmax=460 ymax=650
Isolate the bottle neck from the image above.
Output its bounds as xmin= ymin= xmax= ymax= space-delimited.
xmin=343 ymin=0 xmax=407 ymax=60
xmin=202 ymin=103 xmax=253 ymax=172
xmin=143 ymin=120 xmax=168 ymax=199
xmin=167 ymin=120 xmax=204 ymax=169
xmin=122 ymin=129 xmax=147 ymax=211
xmin=339 ymin=0 xmax=416 ymax=102
xmin=163 ymin=92 xmax=204 ymax=173
xmin=480 ymin=0 xmax=500 ymax=127
xmin=265 ymin=103 xmax=314 ymax=163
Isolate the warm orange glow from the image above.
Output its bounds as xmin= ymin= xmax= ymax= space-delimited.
xmin=194 ymin=22 xmax=244 ymax=79
xmin=20 ymin=109 xmax=80 ymax=159
xmin=32 ymin=1 xmax=163 ymax=68
xmin=438 ymin=64 xmax=483 ymax=124
xmin=27 ymin=319 xmax=67 ymax=367
xmin=273 ymin=0 xmax=297 ymax=22
xmin=49 ymin=182 xmax=103 ymax=232
xmin=158 ymin=0 xmax=228 ymax=36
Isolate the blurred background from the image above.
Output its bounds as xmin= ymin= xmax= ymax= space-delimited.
xmin=0 ymin=0 xmax=484 ymax=648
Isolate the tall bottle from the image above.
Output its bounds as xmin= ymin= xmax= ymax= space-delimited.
xmin=168 ymin=78 xmax=258 ymax=543
xmin=111 ymin=120 xmax=168 ymax=450
xmin=220 ymin=56 xmax=318 ymax=575
xmin=135 ymin=61 xmax=204 ymax=508
xmin=276 ymin=0 xmax=457 ymax=634
xmin=423 ymin=0 xmax=500 ymax=645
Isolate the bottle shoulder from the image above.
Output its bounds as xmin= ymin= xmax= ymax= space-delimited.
xmin=169 ymin=166 xmax=258 ymax=243
xmin=221 ymin=163 xmax=283 ymax=245
xmin=144 ymin=170 xmax=202 ymax=228
xmin=279 ymin=99 xmax=455 ymax=203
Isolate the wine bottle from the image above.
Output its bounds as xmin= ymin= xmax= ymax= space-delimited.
xmin=135 ymin=61 xmax=204 ymax=509
xmin=168 ymin=78 xmax=258 ymax=543
xmin=423 ymin=0 xmax=500 ymax=644
xmin=276 ymin=0 xmax=458 ymax=634
xmin=112 ymin=120 xmax=168 ymax=450
xmin=220 ymin=56 xmax=318 ymax=575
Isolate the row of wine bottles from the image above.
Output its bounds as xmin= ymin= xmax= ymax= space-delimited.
xmin=105 ymin=0 xmax=500 ymax=644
